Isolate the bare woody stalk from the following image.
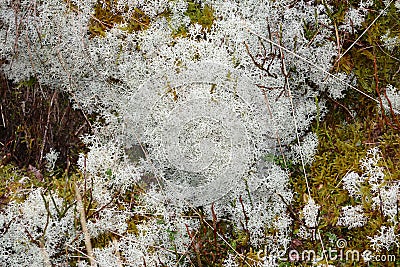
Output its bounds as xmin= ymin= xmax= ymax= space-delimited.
xmin=74 ymin=182 xmax=97 ymax=267
xmin=39 ymin=90 xmax=57 ymax=167
xmin=39 ymin=241 xmax=52 ymax=267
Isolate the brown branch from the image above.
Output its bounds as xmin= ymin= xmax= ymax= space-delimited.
xmin=39 ymin=90 xmax=57 ymax=167
xmin=373 ymin=53 xmax=400 ymax=130
xmin=244 ymin=40 xmax=277 ymax=78
xmin=185 ymin=224 xmax=203 ymax=267
xmin=210 ymin=203 xmax=218 ymax=261
xmin=326 ymin=95 xmax=354 ymax=122
xmin=238 ymin=196 xmax=249 ymax=235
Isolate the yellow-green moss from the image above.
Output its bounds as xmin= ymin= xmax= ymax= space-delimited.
xmin=171 ymin=1 xmax=215 ymax=38
xmin=286 ymin=114 xmax=400 ymax=263
xmin=89 ymin=1 xmax=151 ymax=37
xmin=185 ymin=1 xmax=214 ymax=30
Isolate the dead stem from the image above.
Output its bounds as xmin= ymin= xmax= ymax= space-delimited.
xmin=74 ymin=182 xmax=97 ymax=267
xmin=39 ymin=90 xmax=57 ymax=167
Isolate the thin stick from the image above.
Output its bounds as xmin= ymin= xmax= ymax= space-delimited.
xmin=74 ymin=183 xmax=97 ymax=267
xmin=277 ymin=33 xmax=329 ymax=265
xmin=66 ymin=244 xmax=101 ymax=265
xmin=0 ymin=103 xmax=5 ymax=128
xmin=335 ymin=0 xmax=394 ymax=64
xmin=39 ymin=90 xmax=57 ymax=167
xmin=39 ymin=241 xmax=52 ymax=267
xmin=276 ymin=39 xmax=311 ymax=196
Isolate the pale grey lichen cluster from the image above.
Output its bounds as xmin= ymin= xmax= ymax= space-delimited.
xmin=1 ymin=0 xmax=389 ymax=265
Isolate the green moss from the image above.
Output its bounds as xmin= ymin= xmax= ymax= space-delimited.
xmin=337 ymin=1 xmax=400 ymax=92
xmin=185 ymin=1 xmax=214 ymax=30
xmin=83 ymin=0 xmax=216 ymax=40
xmin=17 ymin=76 xmax=37 ymax=88
xmin=286 ymin=112 xmax=400 ymax=261
xmin=0 ymin=163 xmax=25 ymax=206
xmin=87 ymin=0 xmax=151 ymax=38
xmin=170 ymin=0 xmax=215 ymax=38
